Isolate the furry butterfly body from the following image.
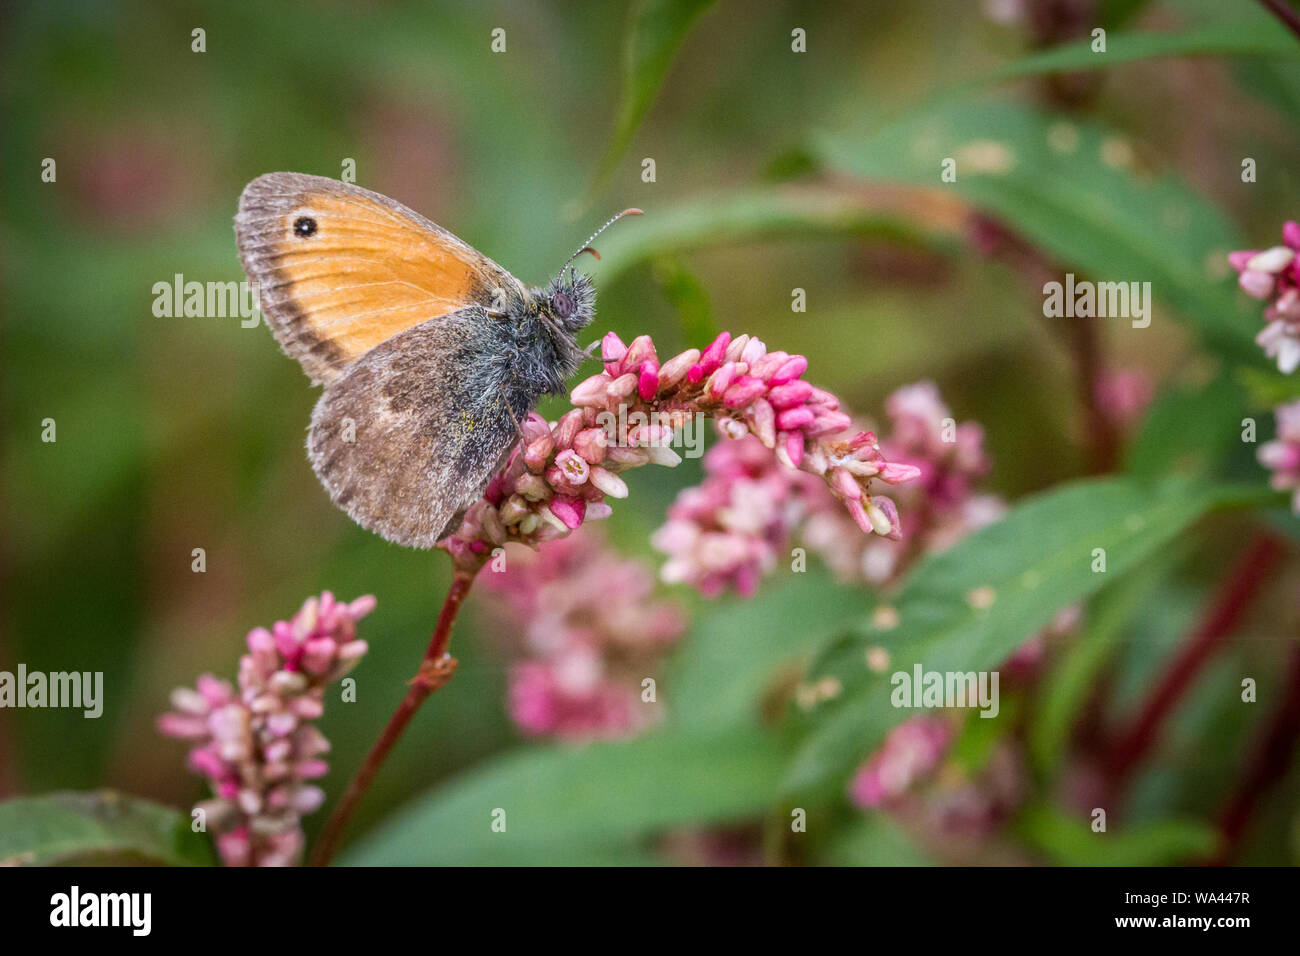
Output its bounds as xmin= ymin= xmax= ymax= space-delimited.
xmin=234 ymin=172 xmax=629 ymax=548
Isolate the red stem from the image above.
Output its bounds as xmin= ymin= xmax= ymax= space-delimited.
xmin=308 ymin=569 xmax=478 ymax=867
xmin=1213 ymin=641 xmax=1300 ymax=863
xmin=1258 ymin=0 xmax=1300 ymax=43
xmin=1107 ymin=533 xmax=1283 ymax=783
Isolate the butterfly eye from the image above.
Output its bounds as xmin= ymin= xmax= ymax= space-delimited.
xmin=294 ymin=216 xmax=318 ymax=238
xmin=552 ymin=291 xmax=575 ymax=319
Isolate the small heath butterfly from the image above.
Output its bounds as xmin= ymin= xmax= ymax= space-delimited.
xmin=234 ymin=172 xmax=640 ymax=548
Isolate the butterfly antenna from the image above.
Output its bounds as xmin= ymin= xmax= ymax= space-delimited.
xmin=561 ymin=208 xmax=643 ymax=271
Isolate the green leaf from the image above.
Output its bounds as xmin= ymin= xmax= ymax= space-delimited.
xmin=818 ymin=814 xmax=934 ymax=866
xmin=0 ymin=791 xmax=214 ymax=866
xmin=813 ymin=100 xmax=1258 ymax=354
xmin=990 ymin=12 xmax=1296 ymax=82
xmin=1236 ymin=365 xmax=1300 ymax=408
xmin=1126 ymin=374 xmax=1249 ymax=480
xmin=1016 ymin=804 xmax=1216 ymax=865
xmin=582 ymin=0 xmax=718 ymax=204
xmin=782 ymin=477 xmax=1264 ymax=799
xmin=669 ymin=568 xmax=865 ymax=731
xmin=339 ymin=726 xmax=791 ymax=865
xmin=651 ymin=256 xmax=720 ymax=345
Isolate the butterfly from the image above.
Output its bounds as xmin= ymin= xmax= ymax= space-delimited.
xmin=234 ymin=172 xmax=640 ymax=548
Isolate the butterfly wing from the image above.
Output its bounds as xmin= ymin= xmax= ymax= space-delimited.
xmin=235 ymin=172 xmax=525 ymax=384
xmin=307 ymin=307 xmax=535 ymax=548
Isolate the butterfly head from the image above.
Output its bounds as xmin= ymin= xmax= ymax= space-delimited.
xmin=540 ymin=268 xmax=597 ymax=334
xmin=540 ymin=207 xmax=643 ymax=336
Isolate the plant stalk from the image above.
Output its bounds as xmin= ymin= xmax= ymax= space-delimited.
xmin=308 ymin=569 xmax=477 ymax=867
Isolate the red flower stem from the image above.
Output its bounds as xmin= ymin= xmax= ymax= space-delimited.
xmin=1107 ymin=533 xmax=1283 ymax=783
xmin=309 ymin=569 xmax=478 ymax=867
xmin=1213 ymin=640 xmax=1300 ymax=863
xmin=1259 ymin=0 xmax=1300 ymax=43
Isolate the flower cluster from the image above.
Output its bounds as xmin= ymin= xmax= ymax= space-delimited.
xmin=1093 ymin=367 xmax=1154 ymax=435
xmin=654 ymin=381 xmax=1000 ymax=592
xmin=1259 ymin=399 xmax=1300 ymax=512
xmin=653 ymin=434 xmax=826 ymax=596
xmin=157 ymin=592 xmax=373 ymax=866
xmin=439 ymin=331 xmax=922 ymax=573
xmin=849 ymin=716 xmax=953 ymax=809
xmin=480 ymin=530 xmax=684 ymax=740
xmin=1230 ymin=221 xmax=1300 ymax=373
xmin=849 ymin=715 xmax=1027 ymax=858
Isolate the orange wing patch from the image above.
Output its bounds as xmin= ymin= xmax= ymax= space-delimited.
xmin=235 ymin=172 xmax=523 ymax=384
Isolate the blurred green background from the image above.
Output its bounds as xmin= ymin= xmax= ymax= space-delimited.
xmin=3 ymin=0 xmax=1300 ymax=864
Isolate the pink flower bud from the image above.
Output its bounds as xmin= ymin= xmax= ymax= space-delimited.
xmin=571 ymin=373 xmax=612 ymax=407
xmin=770 ymin=355 xmax=808 ymax=385
xmin=776 ymin=406 xmax=815 ymax=431
xmin=601 ymin=332 xmax=627 ymax=371
xmin=658 ymin=349 xmax=700 ymax=387
xmin=555 ymin=449 xmax=591 ymax=485
xmin=548 ymin=494 xmax=587 ymax=530
xmin=589 ymin=466 xmax=629 ymax=498
xmin=573 ymin=427 xmax=607 ymax=463
xmin=638 ymin=362 xmax=660 ymax=400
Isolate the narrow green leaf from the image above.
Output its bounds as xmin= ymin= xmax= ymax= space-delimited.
xmin=783 ymin=477 xmax=1264 ymax=799
xmin=1016 ymin=803 xmax=1216 ymax=865
xmin=990 ymin=14 xmax=1296 ymax=82
xmin=340 ymin=726 xmax=790 ymax=865
xmin=0 ymin=791 xmax=214 ymax=866
xmin=583 ymin=0 xmax=718 ymax=204
xmin=651 ymin=256 xmax=720 ymax=345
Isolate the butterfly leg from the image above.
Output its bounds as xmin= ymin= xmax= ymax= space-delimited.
xmin=497 ymin=382 xmax=527 ymax=441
